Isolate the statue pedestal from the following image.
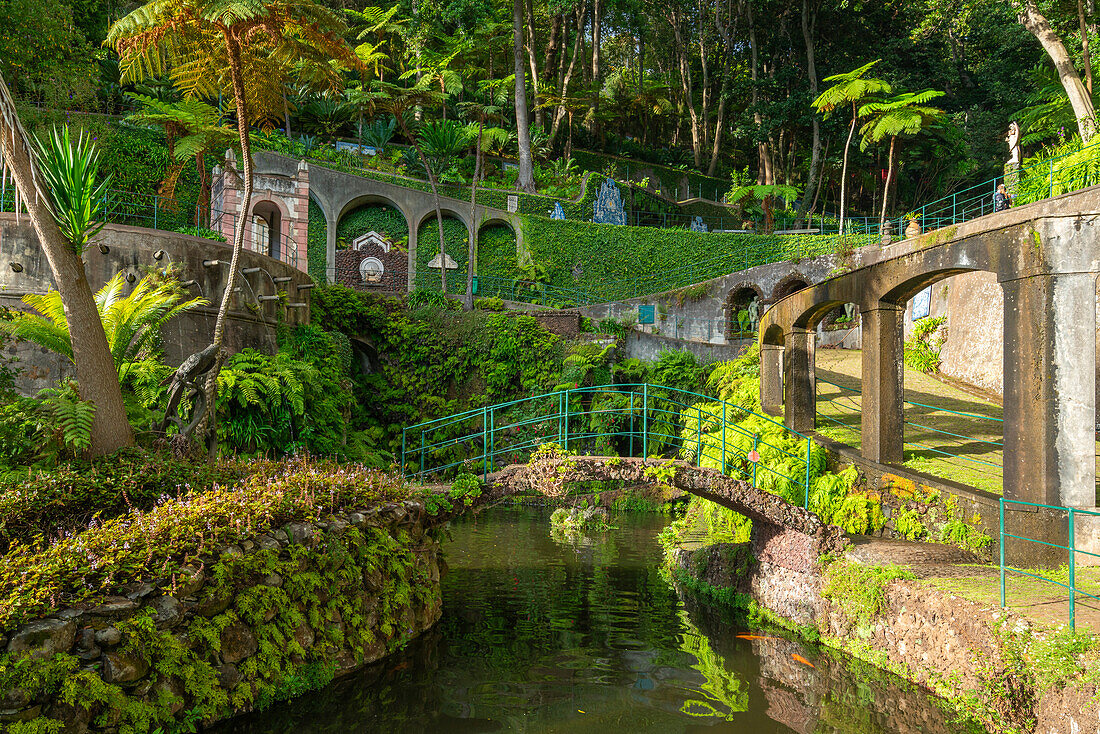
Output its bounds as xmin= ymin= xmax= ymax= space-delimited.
xmin=1004 ymin=162 xmax=1020 ymax=199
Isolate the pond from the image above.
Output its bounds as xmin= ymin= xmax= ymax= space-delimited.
xmin=215 ymin=506 xmax=979 ymax=734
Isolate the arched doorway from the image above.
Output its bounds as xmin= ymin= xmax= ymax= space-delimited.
xmin=250 ymin=200 xmax=283 ymax=260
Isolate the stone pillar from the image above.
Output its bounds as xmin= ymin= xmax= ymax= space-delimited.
xmin=761 ymin=343 xmax=784 ymax=416
xmin=292 ymin=161 xmax=310 ymax=274
xmin=324 ymin=216 xmax=337 ymax=285
xmin=1002 ymin=273 xmax=1096 ymax=564
xmin=783 ymin=328 xmax=815 ymax=433
xmin=860 ymin=304 xmax=904 ymax=464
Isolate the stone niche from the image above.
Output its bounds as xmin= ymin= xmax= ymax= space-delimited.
xmin=0 ymin=502 xmax=443 ymax=732
xmin=334 ymin=231 xmax=407 ymax=291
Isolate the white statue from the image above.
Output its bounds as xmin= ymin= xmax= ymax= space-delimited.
xmin=1006 ymin=121 xmax=1021 ymax=165
xmin=747 ymin=297 xmax=760 ymax=328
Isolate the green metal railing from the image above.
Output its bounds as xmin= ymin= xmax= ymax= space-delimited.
xmin=401 ymin=383 xmax=816 ymax=507
xmin=1000 ymin=499 xmax=1100 ymax=630
xmin=815 ymin=377 xmax=1004 ymax=471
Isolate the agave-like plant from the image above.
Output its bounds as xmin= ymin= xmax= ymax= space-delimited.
xmin=0 ymin=273 xmax=208 ymax=380
xmin=33 ymin=126 xmax=112 ymax=255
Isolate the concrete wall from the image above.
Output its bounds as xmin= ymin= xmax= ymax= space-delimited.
xmin=0 ymin=215 xmax=312 ymax=394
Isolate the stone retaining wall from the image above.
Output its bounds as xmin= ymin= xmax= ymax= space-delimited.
xmin=673 ymin=542 xmax=1097 ymax=734
xmin=0 ymin=501 xmax=442 ymax=732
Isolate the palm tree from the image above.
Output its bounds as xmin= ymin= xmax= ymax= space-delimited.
xmin=371 ymin=80 xmax=451 ymax=293
xmin=459 ymin=77 xmax=510 ymax=309
xmin=126 ymin=94 xmax=235 ymax=225
xmin=0 ymin=88 xmax=135 ymax=456
xmin=399 ymin=47 xmax=464 ymax=121
xmin=0 ymin=273 xmax=208 ymax=381
xmin=107 ymin=0 xmax=359 ymax=452
xmin=858 ymin=89 xmax=945 ymax=228
xmin=812 ymin=60 xmax=891 ymax=234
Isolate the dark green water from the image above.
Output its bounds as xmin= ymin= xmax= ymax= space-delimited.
xmin=217 ymin=507 xmax=974 ymax=734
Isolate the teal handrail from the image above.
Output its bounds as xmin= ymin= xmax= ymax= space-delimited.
xmin=815 ymin=377 xmax=1004 ymax=470
xmin=1000 ymin=499 xmax=1100 ymax=629
xmin=401 ymin=382 xmax=815 ymax=506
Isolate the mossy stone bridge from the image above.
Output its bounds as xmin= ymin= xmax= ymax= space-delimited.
xmin=759 ymin=185 xmax=1100 ymax=564
xmin=403 ymin=383 xmax=845 ymax=574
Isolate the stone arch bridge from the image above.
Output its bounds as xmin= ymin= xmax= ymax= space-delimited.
xmin=250 ymin=150 xmax=525 ymax=289
xmin=758 ymin=186 xmax=1100 ymax=561
xmin=469 ymin=456 xmax=846 ymax=575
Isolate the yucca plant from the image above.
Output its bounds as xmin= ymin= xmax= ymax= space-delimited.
xmin=0 ymin=273 xmax=207 ymax=380
xmin=33 ymin=126 xmax=112 ymax=255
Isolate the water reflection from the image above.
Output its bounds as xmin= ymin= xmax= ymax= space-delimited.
xmin=212 ymin=507 xmax=978 ymax=734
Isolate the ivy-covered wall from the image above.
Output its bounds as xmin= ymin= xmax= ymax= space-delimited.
xmin=0 ymin=503 xmax=442 ymax=733
xmin=307 ymin=199 xmax=327 ymax=283
xmin=414 ymin=219 xmax=470 ymax=292
xmin=516 ymin=217 xmax=865 ymax=304
xmin=336 ymin=205 xmax=409 ymax=248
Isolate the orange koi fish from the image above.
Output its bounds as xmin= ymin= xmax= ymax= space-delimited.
xmin=791 ymin=654 xmax=816 ymax=668
xmin=736 ymin=634 xmax=779 ymax=641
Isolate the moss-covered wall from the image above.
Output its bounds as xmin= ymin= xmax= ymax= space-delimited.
xmin=336 ymin=205 xmax=409 ymax=249
xmin=307 ymin=199 xmax=327 ymax=283
xmin=0 ymin=503 xmax=442 ymax=733
xmin=414 ymin=218 xmax=470 ymax=293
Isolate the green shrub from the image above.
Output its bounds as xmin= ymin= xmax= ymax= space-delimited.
xmin=0 ymin=448 xmax=247 ymax=551
xmin=904 ymin=316 xmax=947 ymax=374
xmin=0 ymin=456 xmax=414 ymax=629
xmin=820 ymin=559 xmax=916 ymax=625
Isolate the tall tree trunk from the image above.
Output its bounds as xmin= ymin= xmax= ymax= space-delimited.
xmin=879 ymin=136 xmax=896 ymax=228
xmin=543 ymin=14 xmax=563 ymax=90
xmin=197 ymin=31 xmax=257 ymax=455
xmin=591 ymin=0 xmax=602 ymax=136
xmin=394 ymin=114 xmax=449 ymax=295
xmin=708 ymin=0 xmax=737 ymax=177
xmin=669 ymin=9 xmax=703 ymax=168
xmin=526 ymin=0 xmax=544 ymax=129
xmin=514 ymin=0 xmax=536 ymax=192
xmin=748 ymin=3 xmax=770 ymax=184
xmin=0 ymin=75 xmax=133 ymax=457
xmin=795 ymin=0 xmax=821 ymax=226
xmin=838 ymin=104 xmax=857 ymax=234
xmin=1080 ymin=0 xmax=1094 ymax=93
xmin=467 ymin=119 xmax=483 ymax=309
xmin=1017 ymin=0 xmax=1096 ymax=140
xmin=551 ymin=0 xmax=588 ymax=143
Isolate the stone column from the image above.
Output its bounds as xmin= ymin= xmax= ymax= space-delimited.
xmin=860 ymin=304 xmax=904 ymax=464
xmin=325 ymin=218 xmax=337 ymax=285
xmin=760 ymin=343 xmax=784 ymax=416
xmin=783 ymin=328 xmax=815 ymax=433
xmin=1002 ymin=273 xmax=1096 ymax=565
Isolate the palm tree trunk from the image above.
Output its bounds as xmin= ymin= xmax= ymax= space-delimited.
xmin=395 ymin=115 xmax=449 ymax=294
xmin=879 ymin=136 xmax=896 ymax=229
xmin=196 ymin=32 xmax=255 ymax=456
xmin=0 ymin=76 xmax=133 ymax=457
xmin=467 ymin=120 xmax=483 ymax=309
xmin=839 ymin=107 xmax=856 ymax=234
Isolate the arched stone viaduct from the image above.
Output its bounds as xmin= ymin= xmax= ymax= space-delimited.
xmin=251 ymin=151 xmax=524 ymax=289
xmin=758 ymin=186 xmax=1100 ymax=562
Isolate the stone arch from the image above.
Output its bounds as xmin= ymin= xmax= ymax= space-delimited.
xmin=248 ymin=197 xmax=290 ymax=262
xmin=770 ymin=273 xmax=810 ymax=302
xmin=476 ymin=218 xmax=519 ymax=294
xmin=416 ymin=208 xmax=473 ymax=292
xmin=724 ymin=282 xmax=765 ymax=341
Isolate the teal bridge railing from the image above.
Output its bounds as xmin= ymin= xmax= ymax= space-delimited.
xmin=1000 ymin=500 xmax=1100 ymax=630
xmin=401 ymin=383 xmax=816 ymax=508
xmin=815 ymin=377 xmax=1004 ymax=473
